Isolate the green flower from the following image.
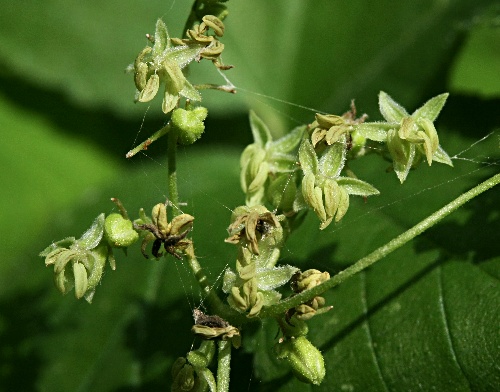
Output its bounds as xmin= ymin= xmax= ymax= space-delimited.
xmin=288 ymin=269 xmax=332 ymax=321
xmin=298 ymin=137 xmax=379 ymax=229
xmin=131 ymin=19 xmax=204 ymax=114
xmin=240 ymin=111 xmax=305 ymax=210
xmin=223 ymin=206 xmax=298 ymax=317
xmin=309 ymin=101 xmax=368 ymax=148
xmin=40 ymin=214 xmax=116 ymax=303
xmin=353 ymin=91 xmax=453 ymax=183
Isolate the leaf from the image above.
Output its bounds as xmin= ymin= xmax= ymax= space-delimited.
xmin=449 ymin=14 xmax=500 ymax=98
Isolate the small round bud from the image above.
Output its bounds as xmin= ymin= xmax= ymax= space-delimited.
xmin=275 ymin=336 xmax=325 ymax=385
xmin=104 ymin=213 xmax=139 ymax=248
xmin=172 ymin=107 xmax=208 ymax=145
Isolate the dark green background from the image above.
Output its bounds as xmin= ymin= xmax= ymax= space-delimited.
xmin=0 ymin=1 xmax=499 ymax=391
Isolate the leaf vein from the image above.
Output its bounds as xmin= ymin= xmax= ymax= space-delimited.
xmin=361 ymin=271 xmax=390 ymax=392
xmin=437 ymin=265 xmax=473 ymax=391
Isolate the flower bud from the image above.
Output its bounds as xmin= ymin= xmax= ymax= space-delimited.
xmin=151 ymin=203 xmax=169 ymax=235
xmin=169 ymin=214 xmax=195 ymax=236
xmin=138 ymin=74 xmax=160 ymax=103
xmin=202 ymin=15 xmax=225 ymax=37
xmin=275 ymin=336 xmax=325 ymax=385
xmin=291 ymin=269 xmax=330 ymax=292
xmin=104 ymin=213 xmax=139 ymax=248
xmin=171 ymin=362 xmax=195 ymax=392
xmin=172 ymin=107 xmax=208 ymax=145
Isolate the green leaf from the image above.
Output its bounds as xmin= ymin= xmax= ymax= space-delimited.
xmin=449 ymin=14 xmax=500 ymax=98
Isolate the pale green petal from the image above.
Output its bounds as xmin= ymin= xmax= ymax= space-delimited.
xmin=379 ymin=91 xmax=409 ymax=122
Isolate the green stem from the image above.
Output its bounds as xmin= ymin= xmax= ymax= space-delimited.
xmin=125 ymin=123 xmax=171 ymax=159
xmin=216 ymin=340 xmax=231 ymax=392
xmin=259 ymin=172 xmax=500 ymax=319
xmin=168 ymin=127 xmax=180 ymax=216
xmin=186 ymin=253 xmax=228 ymax=316
xmin=193 ymin=83 xmax=236 ymax=94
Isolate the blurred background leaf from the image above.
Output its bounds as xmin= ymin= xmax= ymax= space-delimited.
xmin=0 ymin=0 xmax=498 ymax=391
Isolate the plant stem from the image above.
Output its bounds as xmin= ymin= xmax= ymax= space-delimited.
xmin=125 ymin=123 xmax=171 ymax=159
xmin=259 ymin=172 xmax=500 ymax=318
xmin=193 ymin=83 xmax=236 ymax=94
xmin=186 ymin=253 xmax=229 ymax=316
xmin=168 ymin=127 xmax=180 ymax=216
xmin=216 ymin=340 xmax=231 ymax=392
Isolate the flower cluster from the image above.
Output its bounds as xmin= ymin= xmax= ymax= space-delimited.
xmin=353 ymin=91 xmax=453 ymax=183
xmin=171 ymin=341 xmax=217 ymax=392
xmin=222 ymin=206 xmax=298 ymax=317
xmin=133 ymin=202 xmax=194 ymax=260
xmin=39 ymin=211 xmax=138 ymax=303
xmin=240 ymin=111 xmax=305 ymax=210
xmin=288 ymin=269 xmax=332 ymax=321
xmin=131 ymin=15 xmax=230 ymax=114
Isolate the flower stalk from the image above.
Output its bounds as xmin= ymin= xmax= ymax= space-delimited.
xmin=216 ymin=340 xmax=231 ymax=392
xmin=259 ymin=172 xmax=500 ymax=318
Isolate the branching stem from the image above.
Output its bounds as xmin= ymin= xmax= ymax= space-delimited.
xmin=125 ymin=123 xmax=171 ymax=159
xmin=259 ymin=172 xmax=500 ymax=318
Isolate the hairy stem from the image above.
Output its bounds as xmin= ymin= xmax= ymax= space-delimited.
xmin=186 ymin=253 xmax=229 ymax=316
xmin=168 ymin=127 xmax=180 ymax=216
xmin=125 ymin=123 xmax=171 ymax=159
xmin=216 ymin=340 xmax=231 ymax=392
xmin=259 ymin=172 xmax=500 ymax=318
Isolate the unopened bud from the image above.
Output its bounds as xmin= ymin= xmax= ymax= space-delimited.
xmin=104 ymin=213 xmax=139 ymax=248
xmin=275 ymin=336 xmax=325 ymax=385
xmin=172 ymin=107 xmax=208 ymax=145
